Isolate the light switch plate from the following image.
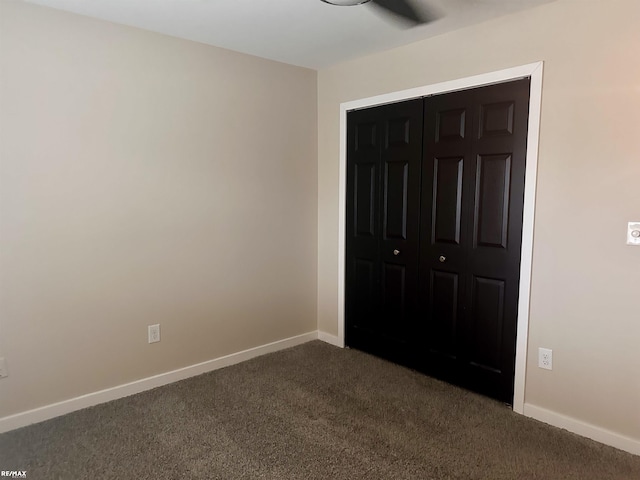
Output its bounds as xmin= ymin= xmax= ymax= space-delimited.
xmin=627 ymin=222 xmax=640 ymax=245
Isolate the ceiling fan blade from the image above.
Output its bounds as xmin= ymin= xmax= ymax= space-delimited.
xmin=370 ymin=0 xmax=434 ymax=25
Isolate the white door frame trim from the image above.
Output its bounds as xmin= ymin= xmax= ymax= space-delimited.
xmin=336 ymin=62 xmax=543 ymax=414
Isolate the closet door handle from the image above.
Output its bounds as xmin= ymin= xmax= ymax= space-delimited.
xmin=393 ymin=249 xmax=400 ymax=256
xmin=439 ymin=255 xmax=446 ymax=263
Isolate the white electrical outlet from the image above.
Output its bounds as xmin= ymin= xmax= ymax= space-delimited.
xmin=148 ymin=324 xmax=160 ymax=344
xmin=627 ymin=222 xmax=640 ymax=245
xmin=0 ymin=357 xmax=8 ymax=378
xmin=538 ymin=347 xmax=553 ymax=370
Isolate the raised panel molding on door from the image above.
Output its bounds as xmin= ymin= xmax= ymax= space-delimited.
xmin=384 ymin=161 xmax=409 ymax=240
xmin=474 ymin=154 xmax=512 ymax=249
xmin=470 ymin=276 xmax=506 ymax=373
xmin=354 ymin=163 xmax=376 ymax=237
xmin=432 ymin=157 xmax=464 ymax=245
xmin=428 ymin=270 xmax=459 ymax=359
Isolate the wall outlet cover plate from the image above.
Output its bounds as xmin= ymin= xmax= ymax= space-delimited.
xmin=628 ymin=222 xmax=640 ymax=245
xmin=538 ymin=347 xmax=553 ymax=370
xmin=148 ymin=324 xmax=160 ymax=344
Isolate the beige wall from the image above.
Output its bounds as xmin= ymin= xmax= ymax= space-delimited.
xmin=317 ymin=0 xmax=640 ymax=441
xmin=0 ymin=0 xmax=317 ymax=418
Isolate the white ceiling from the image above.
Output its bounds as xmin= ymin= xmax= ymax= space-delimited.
xmin=24 ymin=0 xmax=553 ymax=69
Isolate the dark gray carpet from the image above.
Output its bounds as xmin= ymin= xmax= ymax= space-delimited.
xmin=1 ymin=341 xmax=639 ymax=479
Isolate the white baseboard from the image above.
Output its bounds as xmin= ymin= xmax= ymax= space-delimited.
xmin=0 ymin=331 xmax=318 ymax=434
xmin=317 ymin=331 xmax=343 ymax=348
xmin=8 ymin=334 xmax=635 ymax=459
xmin=523 ymin=403 xmax=640 ymax=456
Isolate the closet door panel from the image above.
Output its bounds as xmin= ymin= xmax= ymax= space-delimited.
xmin=346 ymin=99 xmax=423 ymax=351
xmin=419 ymin=89 xmax=475 ymax=371
xmin=346 ymin=110 xmax=382 ymax=339
xmin=377 ymin=100 xmax=424 ymax=343
xmin=461 ymin=79 xmax=530 ymax=402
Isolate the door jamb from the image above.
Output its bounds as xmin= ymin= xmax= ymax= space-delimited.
xmin=336 ymin=62 xmax=543 ymax=414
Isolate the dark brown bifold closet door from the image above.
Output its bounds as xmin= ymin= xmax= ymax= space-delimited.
xmin=419 ymin=79 xmax=530 ymax=403
xmin=345 ymin=99 xmax=424 ymax=364
xmin=345 ymin=78 xmax=530 ymax=404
